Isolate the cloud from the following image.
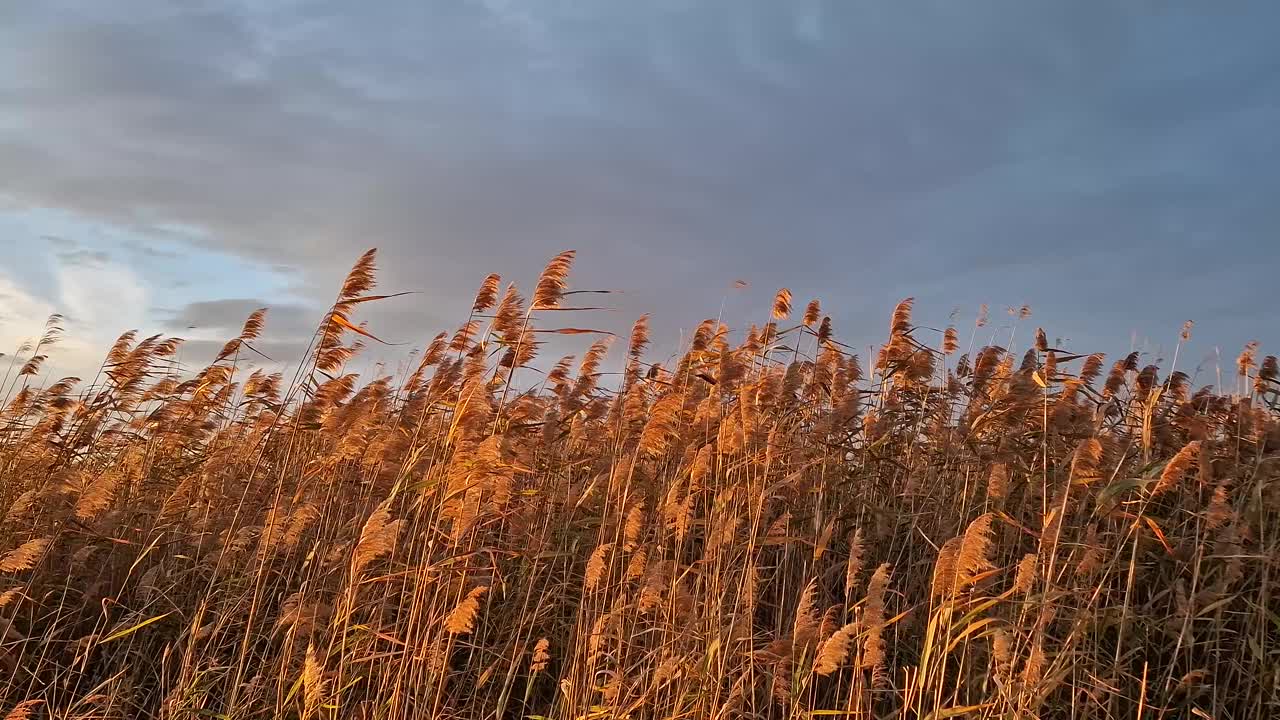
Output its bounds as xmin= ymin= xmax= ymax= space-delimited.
xmin=0 ymin=240 xmax=153 ymax=378
xmin=56 ymin=259 xmax=147 ymax=334
xmin=0 ymin=273 xmax=57 ymax=344
xmin=122 ymin=239 xmax=181 ymax=259
xmin=150 ymin=296 xmax=328 ymax=371
xmin=41 ymin=234 xmax=76 ymax=251
xmin=1 ymin=1 xmax=1277 ymax=363
xmin=162 ymin=298 xmax=315 ymax=337
xmin=55 ymin=248 xmax=113 ymax=267
xmin=0 ymin=272 xmax=99 ymax=379
xmin=177 ymin=338 xmax=312 ymax=371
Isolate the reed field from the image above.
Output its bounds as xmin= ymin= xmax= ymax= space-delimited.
xmin=0 ymin=249 xmax=1276 ymax=719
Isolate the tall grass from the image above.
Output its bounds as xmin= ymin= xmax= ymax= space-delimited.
xmin=0 ymin=249 xmax=1276 ymax=719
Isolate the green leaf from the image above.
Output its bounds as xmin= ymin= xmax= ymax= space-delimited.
xmin=101 ymin=611 xmax=173 ymax=644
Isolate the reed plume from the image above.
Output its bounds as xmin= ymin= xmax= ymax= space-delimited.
xmin=0 ymin=247 xmax=1271 ymax=720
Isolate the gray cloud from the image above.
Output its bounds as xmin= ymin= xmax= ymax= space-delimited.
xmin=177 ymin=338 xmax=313 ymax=371
xmin=56 ymin=248 xmax=112 ymax=267
xmin=2 ymin=2 xmax=1278 ymax=362
xmin=163 ymin=298 xmax=316 ymax=338
xmin=41 ymin=235 xmax=77 ymax=251
xmin=122 ymin=239 xmax=182 ymax=260
xmin=159 ymin=298 xmax=321 ymax=371
xmin=40 ymin=235 xmax=113 ymax=266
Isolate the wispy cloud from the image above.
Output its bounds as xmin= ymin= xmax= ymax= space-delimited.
xmin=0 ymin=271 xmax=103 ymax=379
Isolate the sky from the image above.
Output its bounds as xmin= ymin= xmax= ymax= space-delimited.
xmin=1 ymin=2 xmax=1277 ymax=386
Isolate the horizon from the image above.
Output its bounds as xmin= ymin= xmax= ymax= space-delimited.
xmin=0 ymin=246 xmax=1257 ymax=403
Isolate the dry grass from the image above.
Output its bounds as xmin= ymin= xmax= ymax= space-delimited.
xmin=1 ymin=249 xmax=1278 ymax=719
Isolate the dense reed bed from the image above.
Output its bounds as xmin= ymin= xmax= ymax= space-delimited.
xmin=0 ymin=249 xmax=1276 ymax=719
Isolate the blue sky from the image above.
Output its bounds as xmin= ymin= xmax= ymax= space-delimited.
xmin=1 ymin=2 xmax=1277 ymax=383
